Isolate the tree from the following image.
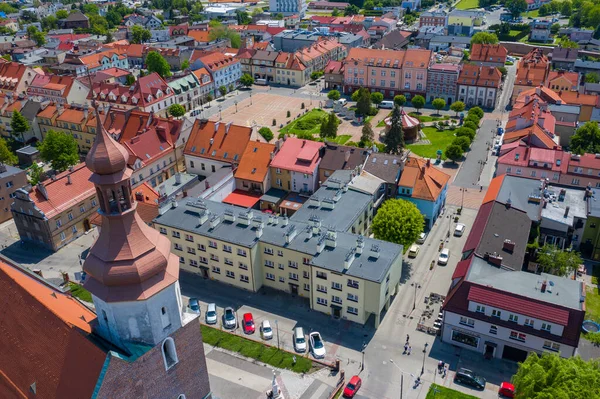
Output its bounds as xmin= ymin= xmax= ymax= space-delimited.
xmin=259 ymin=127 xmax=274 ymax=142
xmin=104 ymin=31 xmax=113 ymax=44
xmin=56 ymin=9 xmax=69 ymax=19
xmin=506 ymin=0 xmax=527 ymax=18
xmin=360 ymin=121 xmax=374 ymax=146
xmin=209 ymin=25 xmax=242 ymax=48
xmin=0 ymin=137 xmax=17 ymax=166
xmin=456 ymin=127 xmax=476 ymax=141
xmin=326 ymin=111 xmax=338 ymax=138
xmin=364 ymin=0 xmax=375 ymax=10
xmin=29 ymin=162 xmax=44 ymax=185
xmin=251 ymin=7 xmax=263 ymax=16
xmin=372 ymin=199 xmax=424 ymax=248
xmin=145 ymin=51 xmax=172 ymax=78
xmin=11 ymin=110 xmax=30 ymax=143
xmin=385 ymin=105 xmax=404 ymax=154
xmin=228 ymin=83 xmax=234 ymax=93
xmin=240 ymin=73 xmax=254 ymax=88
xmin=450 ymin=101 xmax=465 ymax=116
xmin=27 ymin=26 xmax=45 ymax=47
xmin=1 ymin=55 xmax=10 ymax=62
xmin=463 ymin=121 xmax=478 ymax=131
xmin=371 ymin=92 xmax=384 ymax=105
xmin=327 ymin=90 xmax=341 ymax=101
xmin=536 ymin=244 xmax=582 ymax=276
xmin=559 ymin=39 xmax=579 ymax=48
xmin=513 ymin=353 xmax=600 ymax=399
xmin=354 ymin=88 xmax=372 ymax=116
xmin=168 ymin=104 xmax=185 ymax=118
xmin=394 ymin=95 xmax=406 ymax=107
xmin=586 ymin=72 xmax=600 ymax=84
xmin=344 ymin=4 xmax=360 ymax=15
xmin=445 ymin=144 xmax=463 ymax=163
xmin=411 ymin=95 xmax=425 ymax=113
xmin=237 ymin=10 xmax=251 ymax=24
xmin=571 ymin=122 xmax=600 ymax=154
xmin=42 ymin=15 xmax=59 ymax=31
xmin=219 ymin=85 xmax=227 ymax=97
xmin=561 ymin=0 xmax=572 ymax=16
xmin=124 ymin=74 xmax=135 ymax=86
xmin=131 ymin=25 xmax=151 ymax=44
xmin=331 ymin=8 xmax=340 ymax=16
xmin=453 ymin=136 xmax=471 ymax=152
xmin=470 ymin=32 xmax=499 ymax=45
xmin=432 ymin=98 xmax=446 ymax=114
xmin=181 ymin=59 xmax=190 ymax=70
xmin=38 ymin=130 xmax=79 ymax=172
xmin=468 ymin=106 xmax=484 ymax=119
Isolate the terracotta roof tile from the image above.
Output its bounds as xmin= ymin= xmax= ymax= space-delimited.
xmin=235 ymin=141 xmax=276 ymax=183
xmin=184 ymin=120 xmax=252 ymax=164
xmin=398 ymin=157 xmax=450 ymax=201
xmin=270 ymin=137 xmax=323 ymax=174
xmin=482 ymin=174 xmax=504 ymax=204
xmin=469 ymin=43 xmax=508 ymax=63
xmin=559 ymin=91 xmax=599 ymax=106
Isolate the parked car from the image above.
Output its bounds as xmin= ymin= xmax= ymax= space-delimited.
xmin=188 ymin=297 xmax=200 ymax=314
xmin=408 ymin=244 xmax=420 ymax=258
xmin=379 ymin=100 xmax=394 ymax=109
xmin=242 ymin=312 xmax=255 ymax=334
xmin=309 ymin=331 xmax=326 ymax=358
xmin=260 ymin=320 xmax=273 ymax=340
xmin=206 ymin=303 xmax=217 ymax=324
xmin=343 ymin=375 xmax=363 ymax=398
xmin=223 ymin=307 xmax=237 ymax=329
xmin=438 ymin=248 xmax=450 ymax=265
xmin=454 ymin=223 xmax=466 ymax=237
xmin=293 ymin=327 xmax=307 ymax=353
xmin=499 ymin=382 xmax=516 ymax=398
xmin=417 ymin=232 xmax=427 ymax=244
xmin=454 ymin=368 xmax=486 ymax=390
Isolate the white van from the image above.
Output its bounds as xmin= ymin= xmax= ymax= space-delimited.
xmin=337 ymin=98 xmax=348 ymax=106
xmin=293 ymin=327 xmax=307 ymax=353
xmin=379 ymin=100 xmax=394 ymax=109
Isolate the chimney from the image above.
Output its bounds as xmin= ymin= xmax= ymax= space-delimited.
xmin=564 ymin=206 xmax=570 ymax=218
xmin=198 ymin=209 xmax=209 ymax=225
xmin=175 ymin=173 xmax=181 ymax=185
xmin=541 ymin=280 xmax=547 ymax=293
xmin=285 ymin=224 xmax=297 ymax=243
xmin=37 ymin=183 xmax=48 ymax=200
xmin=83 ymin=105 xmax=88 ymax=119
xmin=503 ymin=239 xmax=515 ymax=253
xmin=325 ymin=230 xmax=337 ymax=248
xmin=369 ymin=244 xmax=380 ymax=259
xmin=209 ymin=215 xmax=221 ymax=229
xmin=214 ymin=121 xmax=220 ymax=133
xmin=282 ymin=216 xmax=289 ymax=226
xmin=256 ymin=227 xmax=263 ymax=238
xmin=356 ymin=235 xmax=364 ymax=254
xmin=209 ymin=137 xmax=214 ymax=146
xmin=33 ymin=269 xmax=43 ymax=278
xmin=225 ymin=121 xmax=232 ymax=134
xmin=344 ymin=150 xmax=350 ymax=163
xmin=223 ymin=209 xmax=236 ymax=222
xmin=57 ymin=103 xmax=64 ymax=115
xmin=66 ymin=175 xmax=71 ymax=185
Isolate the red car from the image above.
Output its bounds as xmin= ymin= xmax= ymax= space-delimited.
xmin=242 ymin=313 xmax=255 ymax=334
xmin=499 ymin=382 xmax=515 ymax=398
xmin=343 ymin=375 xmax=362 ymax=398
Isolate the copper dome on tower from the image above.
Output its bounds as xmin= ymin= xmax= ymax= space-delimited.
xmin=85 ymin=101 xmax=129 ymax=175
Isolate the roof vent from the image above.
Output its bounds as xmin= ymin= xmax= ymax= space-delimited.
xmin=223 ymin=208 xmax=236 ymax=222
xmin=209 ymin=214 xmax=221 ymax=229
xmin=198 ymin=209 xmax=209 ymax=225
xmin=356 ymin=235 xmax=364 ymax=254
xmin=252 ymin=216 xmax=264 ymax=229
xmin=282 ymin=216 xmax=289 ymax=226
xmin=309 ymin=195 xmax=320 ymax=207
xmin=238 ymin=210 xmax=253 ymax=226
xmin=285 ymin=224 xmax=297 ymax=243
xmin=485 ymin=252 xmax=503 ymax=266
xmin=344 ymin=247 xmax=357 ymax=269
xmin=317 ymin=233 xmax=326 ymax=253
xmin=325 ymin=229 xmax=337 ymax=248
xmin=369 ymin=244 xmax=380 ymax=259
xmin=503 ymin=239 xmax=515 ymax=253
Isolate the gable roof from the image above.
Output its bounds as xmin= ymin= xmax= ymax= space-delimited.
xmin=502 ymin=124 xmax=557 ymax=149
xmin=363 ymin=153 xmax=404 ymax=184
xmin=458 ymin=63 xmax=502 ymax=87
xmin=184 ymin=120 xmax=252 ymax=164
xmin=319 ymin=143 xmax=367 ymax=172
xmin=469 ymin=43 xmax=508 ymax=63
xmin=270 ymin=137 xmax=324 ymax=174
xmin=234 ymin=141 xmax=276 ymax=183
xmin=398 ymin=157 xmax=450 ymax=201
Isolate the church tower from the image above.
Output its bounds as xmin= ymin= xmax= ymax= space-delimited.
xmin=82 ymin=100 xmax=183 ymax=347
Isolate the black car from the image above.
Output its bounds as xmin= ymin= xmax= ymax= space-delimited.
xmin=454 ymin=368 xmax=486 ymax=390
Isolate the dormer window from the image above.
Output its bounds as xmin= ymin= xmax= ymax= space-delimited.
xmin=147 ymin=95 xmax=153 ymax=102
xmin=156 ymin=89 xmax=163 ymax=98
xmin=121 ymin=95 xmax=127 ymax=102
xmin=132 ymin=97 xmax=138 ymax=104
xmin=100 ymin=93 xmax=106 ymax=99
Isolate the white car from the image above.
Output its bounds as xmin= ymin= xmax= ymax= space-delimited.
xmin=454 ymin=223 xmax=466 ymax=237
xmin=417 ymin=232 xmax=427 ymax=244
xmin=408 ymin=244 xmax=420 ymax=258
xmin=438 ymin=248 xmax=450 ymax=265
xmin=309 ymin=332 xmax=326 ymax=359
xmin=260 ymin=320 xmax=273 ymax=340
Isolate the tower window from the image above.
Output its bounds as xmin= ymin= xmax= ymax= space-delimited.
xmin=161 ymin=306 xmax=171 ymax=329
xmin=162 ymin=337 xmax=179 ymax=370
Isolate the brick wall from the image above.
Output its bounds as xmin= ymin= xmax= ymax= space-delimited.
xmin=97 ymin=318 xmax=212 ymax=399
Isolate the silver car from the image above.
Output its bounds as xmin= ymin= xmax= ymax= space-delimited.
xmin=223 ymin=307 xmax=237 ymax=329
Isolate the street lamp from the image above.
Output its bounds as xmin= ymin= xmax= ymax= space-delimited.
xmin=250 ymin=91 xmax=252 ymax=105
xmin=361 ymin=342 xmax=366 ymax=372
xmin=421 ymin=342 xmax=429 ymax=376
xmin=275 ymin=319 xmax=280 ymax=350
xmin=389 ymin=359 xmax=407 ymax=399
xmin=412 ymin=282 xmax=421 ymax=311
xmin=218 ymin=105 xmax=222 ymax=120
xmin=459 ymin=188 xmax=466 ymax=210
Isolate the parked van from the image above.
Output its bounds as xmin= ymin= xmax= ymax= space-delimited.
xmin=379 ymin=100 xmax=394 ymax=109
xmin=293 ymin=327 xmax=307 ymax=353
xmin=337 ymin=98 xmax=348 ymax=106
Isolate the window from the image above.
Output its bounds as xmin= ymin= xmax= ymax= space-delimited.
xmin=179 ymin=257 xmax=185 ymax=264
xmin=316 ymin=271 xmax=327 ymax=280
xmin=238 ymin=248 xmax=247 ymax=257
xmin=264 ymin=247 xmax=274 ymax=255
xmin=185 ymin=234 xmax=194 ymax=242
xmin=226 ymin=270 xmax=235 ymax=278
xmin=317 ymin=284 xmax=327 ymax=293
xmin=172 ymin=231 xmax=180 ymax=238
xmin=80 ymin=205 xmax=86 ymax=213
xmin=209 ymin=240 xmax=217 ymax=248
xmin=56 ymin=219 xmax=62 ymax=228
xmin=199 ymin=256 xmax=208 ymax=264
xmin=289 ymin=272 xmax=298 ymax=281
xmin=459 ymin=316 xmax=475 ymax=327
xmin=161 ymin=306 xmax=171 ymax=328
xmin=492 ymin=309 xmax=501 ymax=318
xmin=332 ymin=282 xmax=342 ymax=291
xmin=288 ymin=260 xmax=298 ymax=268
xmin=279 ymin=276 xmax=285 ymax=283
xmin=92 ymin=199 xmax=97 ymax=207
xmin=303 ymin=271 xmax=309 ymax=279
xmin=347 ymin=279 xmax=359 ymax=289
xmin=160 ymin=227 xmax=167 ymax=235
xmin=347 ymin=293 xmax=358 ymax=302
xmin=210 ymin=254 xmax=219 ymax=262
xmin=162 ymin=337 xmax=178 ymax=370
xmin=187 ymin=247 xmax=196 ymax=254
xmin=198 ymin=244 xmax=206 ymax=251
xmin=277 ymin=250 xmax=284 ymax=257
xmin=475 ymin=305 xmax=485 ymax=314
xmin=240 ymin=275 xmax=249 ymax=283
xmin=572 ymin=178 xmax=580 ymax=185
xmin=223 ymin=244 xmax=232 ymax=253
xmin=189 ymin=259 xmax=198 ymax=267
xmin=265 ymin=260 xmax=274 ymax=268
xmin=541 ymin=323 xmax=551 ymax=332
xmin=5 ymin=181 xmax=12 ymax=188
xmin=451 ymin=330 xmax=479 ymax=347
xmin=60 ymin=231 xmax=66 ymax=241
xmin=524 ymin=318 xmax=534 ymax=328
xmin=302 ymin=257 xmax=311 ymax=265
xmin=304 ymin=283 xmax=310 ymax=291
xmin=509 ymin=331 xmax=526 ymax=342
xmin=317 ymin=297 xmax=328 ymax=306
xmin=347 ymin=306 xmax=358 ymax=315
xmin=332 ymin=295 xmax=342 ymax=304
xmin=509 ymin=314 xmax=518 ymax=323
xmin=174 ymin=243 xmax=183 ymax=251
xmin=543 ymin=341 xmax=560 ymax=351
xmin=212 ymin=266 xmax=221 ymax=274
xmin=489 ymin=325 xmax=497 ymax=335
xmin=224 ymin=257 xmax=233 ymax=265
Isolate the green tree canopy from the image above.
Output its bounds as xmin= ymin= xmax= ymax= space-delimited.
xmin=371 ymin=92 xmax=384 ymax=105
xmin=445 ymin=144 xmax=463 ymax=163
xmin=146 ymin=51 xmax=172 ymax=78
xmin=219 ymin=85 xmax=227 ymax=96
xmin=42 ymin=15 xmax=59 ymax=31
xmin=11 ymin=110 xmax=30 ymax=143
xmin=181 ymin=59 xmax=190 ymax=70
xmin=240 ymin=73 xmax=254 ymax=88
xmin=29 ymin=162 xmax=44 ymax=185
xmin=56 ymin=9 xmax=69 ymax=19
xmin=470 ymin=32 xmax=499 ymax=45
xmin=456 ymin=127 xmax=476 ymax=141
xmin=571 ymin=121 xmax=600 ymax=154
xmin=259 ymin=127 xmax=274 ymax=142
xmin=38 ymin=130 xmax=79 ymax=172
xmin=394 ymin=95 xmax=406 ymax=107
xmin=372 ymin=199 xmax=424 ymax=248
xmin=536 ymin=244 xmax=582 ymax=276
xmin=506 ymin=0 xmax=527 ymax=18
xmin=354 ymin=88 xmax=372 ymax=116
xmin=384 ymin=105 xmax=404 ymax=154
xmin=450 ymin=101 xmax=465 ymax=116
xmin=168 ymin=104 xmax=185 ymax=118
xmin=209 ymin=25 xmax=241 ymax=48
xmin=453 ymin=136 xmax=471 ymax=152
xmin=344 ymin=4 xmax=360 ymax=15
xmin=0 ymin=137 xmax=17 ymax=165
xmin=468 ymin=106 xmax=484 ymax=119
xmin=411 ymin=95 xmax=425 ymax=112
xmin=585 ymin=72 xmax=600 ymax=84
xmin=131 ymin=25 xmax=151 ymax=44
xmin=512 ymin=353 xmax=600 ymax=399
xmin=432 ymin=98 xmax=446 ymax=113
xmin=360 ymin=121 xmax=374 ymax=147
xmin=327 ymin=90 xmax=341 ymax=101
xmin=125 ymin=74 xmax=136 ymax=86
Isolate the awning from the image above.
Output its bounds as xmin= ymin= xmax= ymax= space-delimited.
xmin=222 ymin=190 xmax=261 ymax=208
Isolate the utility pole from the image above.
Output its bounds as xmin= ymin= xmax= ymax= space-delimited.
xmin=275 ymin=319 xmax=280 ymax=350
xmin=400 ymin=374 xmax=403 ymax=399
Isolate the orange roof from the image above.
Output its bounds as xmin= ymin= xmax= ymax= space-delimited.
xmin=459 ymin=64 xmax=502 ymax=87
xmin=192 ymin=67 xmax=213 ymax=86
xmin=222 ymin=189 xmax=262 ymax=208
xmin=547 ymin=70 xmax=579 ymax=86
xmin=482 ymin=175 xmax=505 ymax=204
xmin=184 ymin=120 xmax=252 ymax=164
xmin=235 ymin=141 xmax=276 ymax=183
xmin=188 ymin=30 xmax=211 ymax=43
xmin=515 ymin=86 xmax=563 ymax=105
xmin=503 ymin=124 xmax=557 ymax=149
xmin=560 ymin=91 xmax=598 ymax=106
xmin=31 ymin=163 xmax=96 ymax=219
xmin=469 ymin=43 xmax=508 ymax=63
xmin=398 ymin=157 xmax=450 ymax=202
xmin=346 ymin=47 xmax=405 ymax=69
xmin=56 ymin=108 xmax=85 ymax=124
xmin=79 ymin=50 xmax=126 ymax=69
xmin=37 ymin=103 xmax=58 ymax=119
xmin=404 ymin=48 xmax=433 ymax=68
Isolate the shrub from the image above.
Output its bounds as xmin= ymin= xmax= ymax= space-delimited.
xmin=287 ymin=110 xmax=291 ymax=118
xmin=468 ymin=106 xmax=484 ymax=119
xmin=278 ymin=132 xmax=286 ymax=139
xmin=301 ymin=102 xmax=305 ymax=109
xmin=272 ymin=118 xmax=276 ymax=126
xmin=464 ymin=114 xmax=480 ymax=126
xmin=463 ymin=121 xmax=478 ymax=131
xmin=367 ymin=106 xmax=378 ymax=116
xmin=453 ymin=136 xmax=471 ymax=152
xmin=456 ymin=127 xmax=476 ymax=141
xmin=259 ymin=127 xmax=274 ymax=142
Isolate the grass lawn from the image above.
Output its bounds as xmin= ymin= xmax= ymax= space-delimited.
xmin=522 ymin=9 xmax=539 ymax=17
xmin=330 ymin=134 xmax=351 ymax=144
xmin=586 ymin=286 xmax=600 ymax=322
xmin=409 ymin=112 xmax=450 ymax=123
xmin=201 ymin=325 xmax=315 ymax=373
xmin=280 ymin=109 xmax=329 ymax=136
xmin=69 ymin=282 xmax=92 ymax=302
xmin=455 ymin=0 xmax=479 ymax=9
xmin=426 ymin=384 xmax=479 ymax=399
xmin=407 ymin=126 xmax=456 ymax=159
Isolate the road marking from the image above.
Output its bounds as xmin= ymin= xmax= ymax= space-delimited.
xmin=307 ymin=382 xmax=329 ymax=399
xmin=206 ymin=357 xmax=272 ymax=392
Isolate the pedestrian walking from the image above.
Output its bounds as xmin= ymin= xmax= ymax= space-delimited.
xmin=408 ymin=346 xmax=412 ymax=355
xmin=406 ymin=334 xmax=410 ymax=343
xmin=404 ymin=343 xmax=408 ymax=354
